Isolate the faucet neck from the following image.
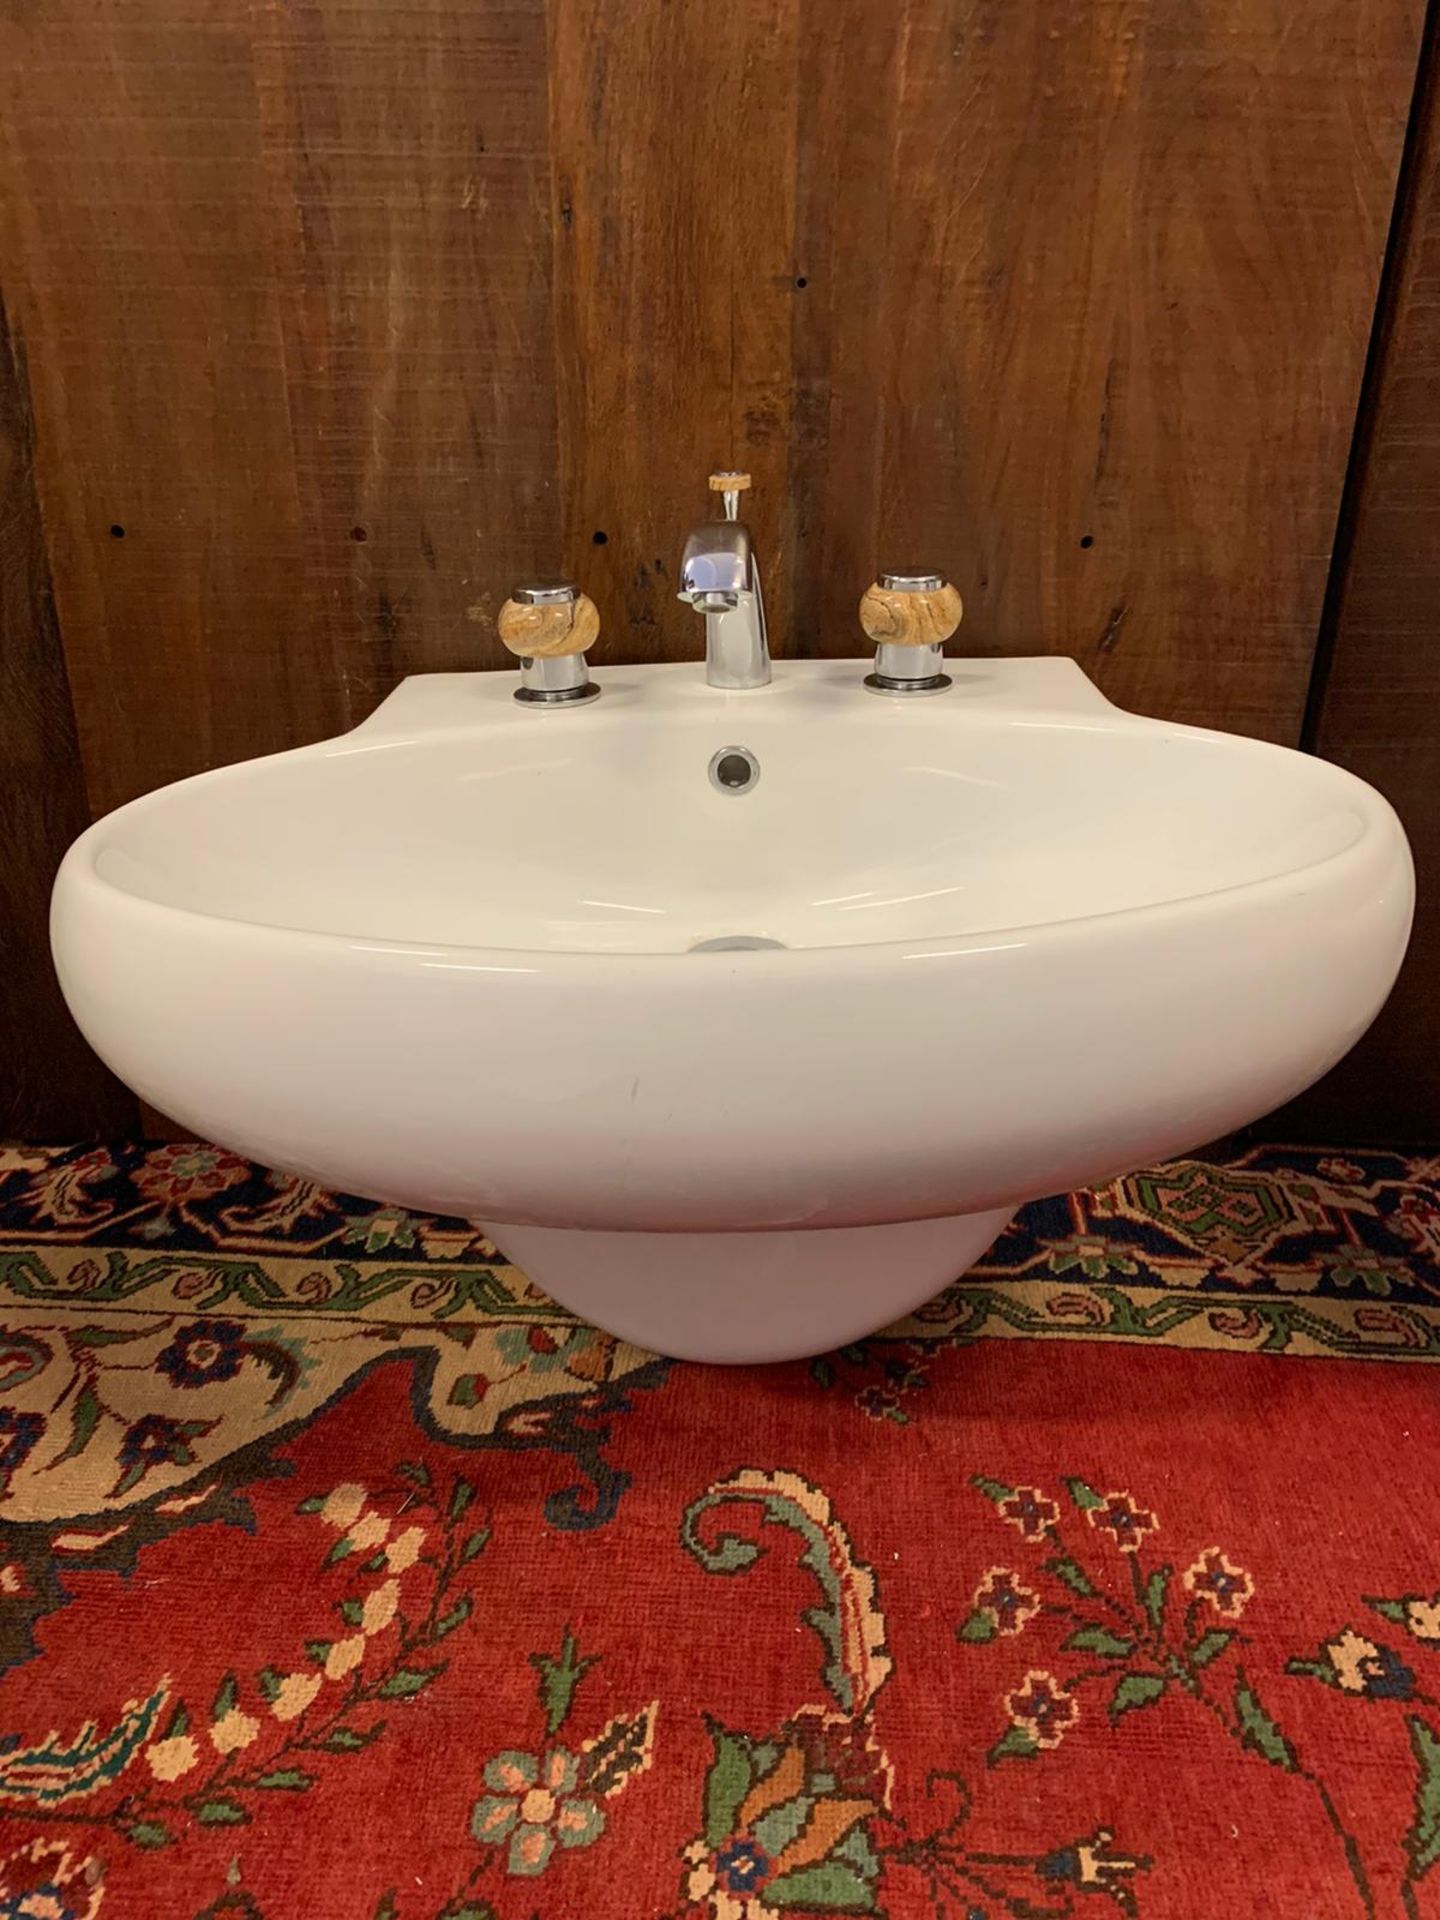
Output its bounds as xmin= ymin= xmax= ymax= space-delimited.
xmin=678 ymin=471 xmax=772 ymax=689
xmin=703 ymin=570 xmax=770 ymax=690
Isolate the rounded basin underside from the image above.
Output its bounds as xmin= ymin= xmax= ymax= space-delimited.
xmin=51 ymin=663 xmax=1413 ymax=1246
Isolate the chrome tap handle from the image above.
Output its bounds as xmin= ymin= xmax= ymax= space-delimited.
xmin=497 ymin=581 xmax=602 ymax=705
xmin=859 ymin=571 xmax=963 ymax=696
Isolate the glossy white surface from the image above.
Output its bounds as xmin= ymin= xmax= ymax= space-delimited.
xmin=490 ymin=1210 xmax=1015 ymax=1364
xmin=52 ymin=659 xmax=1414 ymax=1360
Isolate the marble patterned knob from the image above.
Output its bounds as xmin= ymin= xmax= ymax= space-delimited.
xmin=497 ymin=584 xmax=600 ymax=660
xmin=497 ymin=582 xmax=601 ymax=705
xmin=858 ymin=574 xmax=964 ymax=648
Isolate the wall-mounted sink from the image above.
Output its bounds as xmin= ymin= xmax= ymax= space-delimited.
xmin=52 ymin=658 xmax=1413 ymax=1362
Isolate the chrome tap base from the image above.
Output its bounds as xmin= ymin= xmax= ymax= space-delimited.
xmin=514 ymin=652 xmax=600 ymax=705
xmin=514 ymin=681 xmax=602 ymax=706
xmin=863 ymin=639 xmax=952 ymax=696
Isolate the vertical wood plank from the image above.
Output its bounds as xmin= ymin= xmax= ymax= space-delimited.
xmin=250 ymin=0 xmax=559 ymax=696
xmin=0 ymin=0 xmax=328 ymax=816
xmin=797 ymin=0 xmax=1425 ymax=739
xmin=1279 ymin=22 xmax=1440 ymax=1142
xmin=548 ymin=0 xmax=801 ymax=660
xmin=0 ymin=291 xmax=137 ymax=1138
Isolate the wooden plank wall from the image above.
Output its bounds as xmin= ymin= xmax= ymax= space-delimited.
xmin=0 ymin=0 xmax=1427 ymax=1140
xmin=1280 ymin=17 xmax=1440 ymax=1144
xmin=0 ymin=290 xmax=137 ymax=1137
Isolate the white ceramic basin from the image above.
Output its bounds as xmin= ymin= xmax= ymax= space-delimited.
xmin=52 ymin=659 xmax=1413 ymax=1361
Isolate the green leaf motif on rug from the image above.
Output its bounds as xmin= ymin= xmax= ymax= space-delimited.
xmin=1110 ymin=1674 xmax=1166 ymax=1721
xmin=766 ymin=1860 xmax=876 ymax=1911
xmin=53 ymin=1382 xmax=102 ymax=1466
xmin=67 ymin=1323 xmax=152 ymax=1348
xmin=1044 ymin=1555 xmax=1098 ymax=1598
xmin=1065 ymin=1624 xmax=1134 ymax=1658
xmin=988 ymin=1723 xmax=1040 ymax=1763
xmin=971 ymin=1476 xmax=1015 ymax=1504
xmin=703 ymin=1728 xmax=754 ymax=1847
xmin=1063 ymin=1477 xmax=1105 ymax=1510
xmin=1190 ymin=1629 xmax=1235 ymax=1668
xmin=195 ymin=1799 xmax=249 ymax=1826
xmin=1143 ymin=1566 xmax=1171 ymax=1633
xmin=378 ymin=1667 xmax=442 ymax=1699
xmin=321 ymin=1723 xmax=385 ymax=1752
xmin=530 ymin=1627 xmax=599 ymax=1736
xmin=956 ymin=1609 xmax=997 ymax=1643
xmin=1368 ymin=1596 xmax=1415 ymax=1627
xmin=124 ymin=1821 xmax=171 ymax=1849
xmin=1406 ymin=1716 xmax=1440 ymax=1880
xmin=435 ymin=1595 xmax=474 ymax=1641
xmin=1234 ymin=1671 xmax=1297 ymax=1772
xmin=1285 ymin=1655 xmax=1337 ymax=1686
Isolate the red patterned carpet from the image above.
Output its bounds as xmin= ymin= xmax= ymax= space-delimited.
xmin=1 ymin=1141 xmax=1440 ymax=1919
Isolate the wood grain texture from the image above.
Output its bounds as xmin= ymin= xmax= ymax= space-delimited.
xmin=0 ymin=291 xmax=137 ymax=1138
xmin=1279 ymin=25 xmax=1440 ymax=1143
xmin=798 ymin=0 xmax=1425 ymax=739
xmin=0 ymin=0 xmax=326 ymax=817
xmin=548 ymin=0 xmax=801 ymax=660
xmin=250 ymin=0 xmax=559 ymax=694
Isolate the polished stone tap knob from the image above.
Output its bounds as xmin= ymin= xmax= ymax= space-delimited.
xmin=497 ymin=582 xmax=601 ymax=704
xmin=859 ymin=572 xmax=964 ymax=648
xmin=859 ymin=571 xmax=961 ymax=695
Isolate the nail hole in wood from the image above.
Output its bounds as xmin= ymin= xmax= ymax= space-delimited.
xmin=794 ymin=275 xmax=808 ymax=289
xmin=109 ymin=524 xmax=125 ymax=539
xmin=592 ymin=530 xmax=608 ymax=545
xmin=1079 ymin=534 xmax=1095 ymax=549
xmin=350 ymin=526 xmax=368 ymax=542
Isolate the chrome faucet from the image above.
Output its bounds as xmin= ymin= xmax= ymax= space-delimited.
xmin=677 ymin=471 xmax=771 ymax=689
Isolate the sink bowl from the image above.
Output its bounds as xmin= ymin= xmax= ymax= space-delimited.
xmin=52 ymin=659 xmax=1413 ymax=1361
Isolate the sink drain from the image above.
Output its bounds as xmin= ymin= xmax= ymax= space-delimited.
xmin=708 ymin=745 xmax=761 ymax=796
xmin=689 ymin=934 xmax=787 ymax=953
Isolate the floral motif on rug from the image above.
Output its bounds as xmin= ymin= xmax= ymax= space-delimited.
xmin=1 ymin=1140 xmax=1439 ymax=1917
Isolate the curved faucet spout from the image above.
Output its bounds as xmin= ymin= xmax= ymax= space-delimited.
xmin=677 ymin=478 xmax=772 ymax=689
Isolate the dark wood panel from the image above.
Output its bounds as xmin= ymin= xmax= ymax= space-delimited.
xmin=546 ymin=0 xmax=1423 ymax=739
xmin=548 ymin=0 xmax=801 ymax=659
xmin=250 ymin=0 xmax=559 ymax=698
xmin=1279 ymin=20 xmax=1440 ymax=1143
xmin=0 ymin=0 xmax=327 ymax=817
xmin=0 ymin=289 xmax=137 ymax=1138
xmin=800 ymin=0 xmax=1425 ymax=741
